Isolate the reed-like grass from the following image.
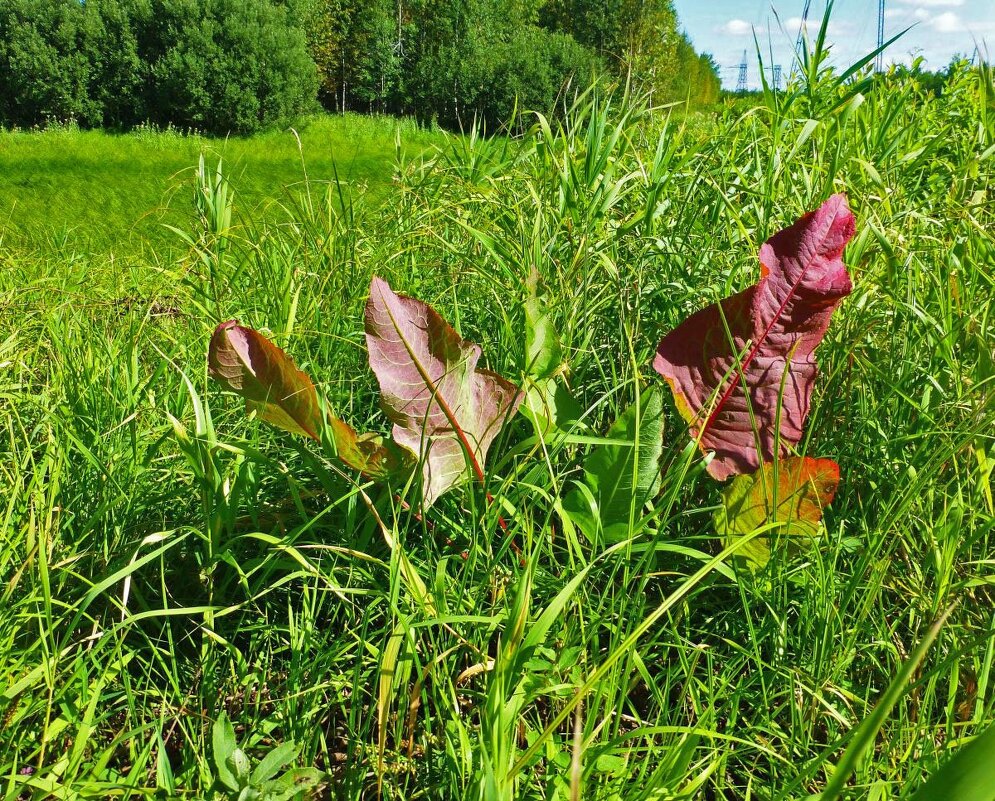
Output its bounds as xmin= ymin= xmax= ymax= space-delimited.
xmin=1 ymin=36 xmax=993 ymax=801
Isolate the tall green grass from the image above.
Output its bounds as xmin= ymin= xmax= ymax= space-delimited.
xmin=1 ymin=46 xmax=994 ymax=801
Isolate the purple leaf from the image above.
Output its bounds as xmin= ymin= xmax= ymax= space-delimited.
xmin=364 ymin=277 xmax=523 ymax=506
xmin=653 ymin=195 xmax=855 ymax=480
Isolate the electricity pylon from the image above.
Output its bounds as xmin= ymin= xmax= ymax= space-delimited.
xmin=736 ymin=50 xmax=749 ymax=92
xmin=876 ymin=0 xmax=886 ymax=72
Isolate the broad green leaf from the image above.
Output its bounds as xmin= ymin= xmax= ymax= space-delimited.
xmin=250 ymin=741 xmax=300 ymax=785
xmin=521 ymin=376 xmax=583 ymax=436
xmin=262 ymin=768 xmax=325 ymax=801
xmin=212 ymin=713 xmax=239 ymax=793
xmin=524 ymin=296 xmax=563 ymax=380
xmin=365 ymin=277 xmax=522 ymax=506
xmin=907 ymin=723 xmax=995 ymax=801
xmin=715 ymin=456 xmax=840 ymax=571
xmin=563 ymin=389 xmax=665 ymax=539
xmin=228 ymin=748 xmax=251 ymax=783
xmin=654 ymin=195 xmax=855 ymax=480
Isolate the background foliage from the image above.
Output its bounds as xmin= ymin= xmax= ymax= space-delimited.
xmin=0 ymin=0 xmax=721 ymax=134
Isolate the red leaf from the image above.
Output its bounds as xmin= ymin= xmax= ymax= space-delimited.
xmin=208 ymin=321 xmax=413 ymax=480
xmin=364 ymin=277 xmax=523 ymax=507
xmin=653 ymin=195 xmax=855 ymax=480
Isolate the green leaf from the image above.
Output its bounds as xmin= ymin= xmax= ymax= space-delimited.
xmin=907 ymin=724 xmax=995 ymax=801
xmin=262 ymin=768 xmax=325 ymax=801
xmin=715 ymin=457 xmax=840 ymax=571
xmin=563 ymin=389 xmax=665 ymax=539
xmin=212 ymin=713 xmax=239 ymax=793
xmin=521 ymin=377 xmax=583 ymax=436
xmin=250 ymin=741 xmax=300 ymax=785
xmin=524 ymin=296 xmax=563 ymax=380
xmin=229 ymin=747 xmax=251 ymax=784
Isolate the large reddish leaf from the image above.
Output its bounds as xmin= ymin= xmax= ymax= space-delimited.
xmin=364 ymin=277 xmax=523 ymax=506
xmin=209 ymin=321 xmax=323 ymax=440
xmin=715 ymin=456 xmax=840 ymax=570
xmin=208 ymin=321 xmax=413 ymax=480
xmin=653 ymin=195 xmax=855 ymax=480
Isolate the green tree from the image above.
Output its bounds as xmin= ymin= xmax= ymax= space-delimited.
xmin=0 ymin=0 xmax=98 ymax=126
xmin=538 ymin=0 xmax=719 ymax=107
xmin=146 ymin=0 xmax=318 ymax=134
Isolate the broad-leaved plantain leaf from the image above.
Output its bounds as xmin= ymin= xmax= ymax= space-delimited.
xmin=563 ymin=388 xmax=665 ymax=540
xmin=364 ymin=277 xmax=523 ymax=506
xmin=715 ymin=456 xmax=839 ymax=570
xmin=654 ymin=195 xmax=855 ymax=480
xmin=208 ymin=321 xmax=413 ymax=481
xmin=524 ymin=296 xmax=563 ymax=380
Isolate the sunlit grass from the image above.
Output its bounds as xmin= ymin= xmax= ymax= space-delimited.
xmin=1 ymin=50 xmax=993 ymax=801
xmin=0 ymin=114 xmax=444 ymax=262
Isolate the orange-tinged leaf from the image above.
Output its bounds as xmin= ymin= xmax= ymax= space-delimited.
xmin=208 ymin=321 xmax=414 ymax=481
xmin=327 ymin=418 xmax=415 ymax=482
xmin=209 ymin=321 xmax=323 ymax=440
xmin=715 ymin=456 xmax=840 ymax=570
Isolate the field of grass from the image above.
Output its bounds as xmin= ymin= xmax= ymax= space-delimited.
xmin=0 ymin=114 xmax=443 ymax=262
xmin=2 ymin=53 xmax=995 ymax=801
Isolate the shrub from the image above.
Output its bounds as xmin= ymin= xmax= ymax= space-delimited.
xmin=482 ymin=27 xmax=602 ymax=130
xmin=0 ymin=0 xmax=99 ymax=127
xmin=146 ymin=0 xmax=319 ymax=135
xmin=0 ymin=0 xmax=318 ymax=134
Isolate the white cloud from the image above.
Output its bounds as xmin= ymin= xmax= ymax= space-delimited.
xmin=895 ymin=0 xmax=964 ymax=6
xmin=931 ymin=11 xmax=965 ymax=32
xmin=899 ymin=7 xmax=995 ymax=36
xmin=721 ymin=19 xmax=757 ymax=36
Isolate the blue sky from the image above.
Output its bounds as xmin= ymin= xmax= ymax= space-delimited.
xmin=673 ymin=0 xmax=994 ymax=89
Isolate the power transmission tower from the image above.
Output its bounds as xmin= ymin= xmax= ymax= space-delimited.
xmin=736 ymin=50 xmax=749 ymax=92
xmin=876 ymin=0 xmax=886 ymax=72
xmin=789 ymin=0 xmax=812 ymax=81
xmin=773 ymin=64 xmax=782 ymax=90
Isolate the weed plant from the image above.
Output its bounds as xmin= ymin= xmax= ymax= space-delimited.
xmin=1 ymin=37 xmax=994 ymax=801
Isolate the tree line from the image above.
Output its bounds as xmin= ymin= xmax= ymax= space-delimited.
xmin=0 ymin=0 xmax=721 ymax=135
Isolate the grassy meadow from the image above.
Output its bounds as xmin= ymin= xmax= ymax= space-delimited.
xmin=0 ymin=114 xmax=443 ymax=261
xmin=2 ymin=60 xmax=995 ymax=801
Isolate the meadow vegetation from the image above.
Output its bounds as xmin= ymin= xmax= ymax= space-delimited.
xmin=1 ymin=38 xmax=995 ymax=801
xmin=0 ymin=114 xmax=443 ymax=260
